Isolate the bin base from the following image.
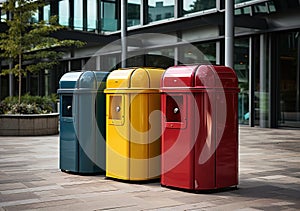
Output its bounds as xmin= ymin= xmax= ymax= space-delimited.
xmin=61 ymin=169 xmax=105 ymax=176
xmin=105 ymin=176 xmax=160 ymax=184
xmin=161 ymin=184 xmax=238 ymax=194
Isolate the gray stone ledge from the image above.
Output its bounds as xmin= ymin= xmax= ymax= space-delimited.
xmin=0 ymin=113 xmax=59 ymax=136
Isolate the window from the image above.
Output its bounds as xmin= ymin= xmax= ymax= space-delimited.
xmin=234 ymin=39 xmax=250 ymax=124
xmin=128 ymin=0 xmax=140 ymax=27
xmin=101 ymin=0 xmax=119 ymax=32
xmin=278 ymin=31 xmax=300 ymax=127
xmin=30 ymin=10 xmax=39 ymax=23
xmin=0 ymin=67 xmax=9 ymax=100
xmin=87 ymin=0 xmax=97 ymax=31
xmin=235 ymin=6 xmax=251 ymax=15
xmin=146 ymin=48 xmax=175 ymax=69
xmin=59 ymin=0 xmax=69 ymax=26
xmin=1 ymin=7 xmax=6 ymax=22
xmin=165 ymin=12 xmax=172 ymax=18
xmin=180 ymin=42 xmax=216 ymax=64
xmin=43 ymin=4 xmax=50 ymax=23
xmin=148 ymin=0 xmax=174 ymax=23
xmin=101 ymin=54 xmax=120 ymax=71
xmin=235 ymin=0 xmax=252 ymax=3
xmin=183 ymin=0 xmax=216 ymax=15
xmin=74 ymin=0 xmax=83 ymax=30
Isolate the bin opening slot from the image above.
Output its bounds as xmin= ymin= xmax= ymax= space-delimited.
xmin=166 ymin=95 xmax=183 ymax=122
xmin=62 ymin=95 xmax=73 ymax=117
xmin=109 ymin=95 xmax=122 ymax=120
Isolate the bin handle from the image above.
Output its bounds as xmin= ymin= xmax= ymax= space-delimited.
xmin=115 ymin=106 xmax=121 ymax=112
xmin=173 ymin=107 xmax=179 ymax=114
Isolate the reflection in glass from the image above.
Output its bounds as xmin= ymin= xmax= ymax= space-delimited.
xmin=254 ymin=3 xmax=269 ymax=14
xmin=59 ymin=0 xmax=69 ymax=26
xmin=29 ymin=74 xmax=38 ymax=96
xmin=101 ymin=0 xmax=119 ymax=32
xmin=268 ymin=1 xmax=276 ymax=12
xmin=235 ymin=6 xmax=251 ymax=15
xmin=101 ymin=54 xmax=120 ymax=71
xmin=126 ymin=54 xmax=144 ymax=67
xmin=235 ymin=0 xmax=252 ymax=3
xmin=255 ymin=35 xmax=269 ymax=127
xmin=146 ymin=48 xmax=175 ymax=69
xmin=43 ymin=4 xmax=50 ymax=23
xmin=31 ymin=10 xmax=39 ymax=23
xmin=74 ymin=0 xmax=83 ymax=30
xmin=278 ymin=31 xmax=300 ymax=127
xmin=148 ymin=0 xmax=174 ymax=23
xmin=87 ymin=0 xmax=97 ymax=31
xmin=1 ymin=8 xmax=6 ymax=22
xmin=180 ymin=42 xmax=216 ymax=65
xmin=128 ymin=0 xmax=140 ymax=26
xmin=234 ymin=39 xmax=249 ymax=124
xmin=183 ymin=0 xmax=216 ymax=15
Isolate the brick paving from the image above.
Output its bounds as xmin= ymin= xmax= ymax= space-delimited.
xmin=0 ymin=126 xmax=299 ymax=210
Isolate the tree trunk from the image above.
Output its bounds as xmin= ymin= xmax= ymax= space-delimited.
xmin=18 ymin=53 xmax=22 ymax=104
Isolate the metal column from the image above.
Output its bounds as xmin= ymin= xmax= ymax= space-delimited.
xmin=96 ymin=56 xmax=101 ymax=70
xmin=249 ymin=36 xmax=255 ymax=127
xmin=225 ymin=0 xmax=234 ymax=68
xmin=259 ymin=34 xmax=268 ymax=128
xmin=121 ymin=0 xmax=127 ymax=68
xmin=216 ymin=41 xmax=221 ymax=65
xmin=297 ymin=33 xmax=300 ymax=122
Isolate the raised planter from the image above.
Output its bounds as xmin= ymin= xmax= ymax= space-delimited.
xmin=0 ymin=113 xmax=59 ymax=136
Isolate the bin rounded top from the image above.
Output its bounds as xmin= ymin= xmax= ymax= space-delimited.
xmin=78 ymin=71 xmax=97 ymax=89
xmin=58 ymin=71 xmax=109 ymax=91
xmin=161 ymin=65 xmax=238 ymax=90
xmin=59 ymin=72 xmax=83 ymax=89
xmin=105 ymin=67 xmax=165 ymax=90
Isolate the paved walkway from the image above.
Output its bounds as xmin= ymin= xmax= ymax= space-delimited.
xmin=0 ymin=126 xmax=299 ymax=210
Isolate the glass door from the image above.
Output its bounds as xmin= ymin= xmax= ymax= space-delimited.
xmin=234 ymin=38 xmax=249 ymax=124
xmin=278 ymin=31 xmax=300 ymax=128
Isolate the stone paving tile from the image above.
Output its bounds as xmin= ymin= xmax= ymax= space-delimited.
xmin=0 ymin=183 xmax=27 ymax=191
xmin=3 ymin=199 xmax=80 ymax=211
xmin=0 ymin=127 xmax=299 ymax=210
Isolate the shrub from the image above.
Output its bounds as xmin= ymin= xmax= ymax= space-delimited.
xmin=0 ymin=94 xmax=57 ymax=114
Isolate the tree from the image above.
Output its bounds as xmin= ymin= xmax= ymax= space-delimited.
xmin=0 ymin=0 xmax=85 ymax=103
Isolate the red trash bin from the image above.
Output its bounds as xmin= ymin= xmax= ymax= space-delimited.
xmin=160 ymin=64 xmax=239 ymax=191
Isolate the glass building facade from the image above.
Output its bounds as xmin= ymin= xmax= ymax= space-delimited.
xmin=0 ymin=0 xmax=300 ymax=128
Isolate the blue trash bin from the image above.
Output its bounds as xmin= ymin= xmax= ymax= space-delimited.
xmin=57 ymin=71 xmax=109 ymax=174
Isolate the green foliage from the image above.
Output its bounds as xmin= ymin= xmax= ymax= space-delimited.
xmin=0 ymin=93 xmax=57 ymax=114
xmin=0 ymin=0 xmax=85 ymax=102
xmin=0 ymin=2 xmax=85 ymax=77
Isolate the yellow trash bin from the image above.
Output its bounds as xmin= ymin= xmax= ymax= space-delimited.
xmin=104 ymin=67 xmax=164 ymax=181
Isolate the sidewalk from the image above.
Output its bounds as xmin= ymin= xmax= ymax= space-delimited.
xmin=0 ymin=126 xmax=299 ymax=210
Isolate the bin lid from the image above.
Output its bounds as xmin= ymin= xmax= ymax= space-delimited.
xmin=78 ymin=71 xmax=97 ymax=89
xmin=59 ymin=71 xmax=109 ymax=90
xmin=59 ymin=72 xmax=83 ymax=89
xmin=106 ymin=67 xmax=164 ymax=90
xmin=161 ymin=65 xmax=238 ymax=90
xmin=78 ymin=71 xmax=109 ymax=89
